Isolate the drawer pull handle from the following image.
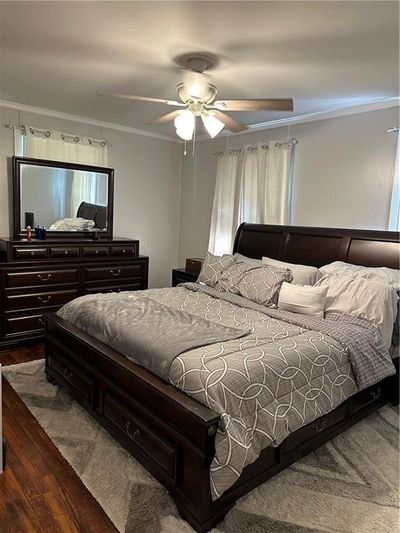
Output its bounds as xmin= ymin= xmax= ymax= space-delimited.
xmin=312 ymin=418 xmax=326 ymax=433
xmin=64 ymin=250 xmax=68 ymax=255
xmin=369 ymin=387 xmax=381 ymax=401
xmin=95 ymin=250 xmax=99 ymax=254
xmin=125 ymin=421 xmax=140 ymax=441
xmin=38 ymin=273 xmax=52 ymax=282
xmin=38 ymin=295 xmax=51 ymax=304
xmin=38 ymin=317 xmax=45 ymax=326
xmin=63 ymin=367 xmax=74 ymax=380
xmin=110 ymin=269 xmax=121 ymax=277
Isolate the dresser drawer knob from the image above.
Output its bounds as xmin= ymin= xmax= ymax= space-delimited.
xmin=110 ymin=269 xmax=121 ymax=277
xmin=38 ymin=295 xmax=51 ymax=304
xmin=64 ymin=250 xmax=68 ymax=255
xmin=312 ymin=418 xmax=326 ymax=433
xmin=125 ymin=421 xmax=140 ymax=440
xmin=369 ymin=386 xmax=381 ymax=401
xmin=38 ymin=273 xmax=52 ymax=282
xmin=63 ymin=367 xmax=74 ymax=380
xmin=38 ymin=317 xmax=45 ymax=326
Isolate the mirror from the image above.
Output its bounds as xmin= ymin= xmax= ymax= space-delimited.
xmin=13 ymin=157 xmax=114 ymax=238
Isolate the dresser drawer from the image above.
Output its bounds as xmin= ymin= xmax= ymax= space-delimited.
xmin=83 ymin=281 xmax=144 ymax=294
xmin=85 ymin=264 xmax=144 ymax=281
xmin=282 ymin=403 xmax=347 ymax=454
xmin=49 ymin=247 xmax=80 ymax=258
xmin=47 ymin=348 xmax=95 ymax=408
xmin=103 ymin=391 xmax=178 ymax=481
xmin=110 ymin=245 xmax=138 ymax=257
xmin=5 ymin=289 xmax=78 ymax=311
xmin=5 ymin=269 xmax=79 ymax=288
xmin=13 ymin=247 xmax=48 ymax=260
xmin=5 ymin=312 xmax=49 ymax=334
xmin=81 ymin=246 xmax=109 ymax=257
xmin=349 ymin=383 xmax=386 ymax=416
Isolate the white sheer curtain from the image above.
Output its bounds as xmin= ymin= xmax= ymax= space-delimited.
xmin=208 ymin=141 xmax=295 ymax=255
xmin=388 ymin=134 xmax=400 ymax=231
xmin=24 ymin=127 xmax=108 ymax=166
xmin=208 ymin=152 xmax=241 ymax=256
xmin=20 ymin=126 xmax=109 ymax=218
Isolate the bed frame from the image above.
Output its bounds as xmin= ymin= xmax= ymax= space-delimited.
xmin=44 ymin=224 xmax=399 ymax=532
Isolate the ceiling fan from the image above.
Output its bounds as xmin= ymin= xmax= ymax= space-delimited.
xmin=98 ymin=54 xmax=294 ymax=140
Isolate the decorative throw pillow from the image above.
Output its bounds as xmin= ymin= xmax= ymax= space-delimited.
xmin=197 ymin=252 xmax=235 ymax=287
xmin=315 ymin=274 xmax=399 ymax=349
xmin=278 ymin=282 xmax=328 ymax=317
xmin=216 ymin=262 xmax=292 ymax=306
xmin=262 ymin=256 xmax=322 ymax=286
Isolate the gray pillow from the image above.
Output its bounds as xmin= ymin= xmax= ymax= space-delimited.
xmin=197 ymin=252 xmax=235 ymax=287
xmin=216 ymin=262 xmax=293 ymax=306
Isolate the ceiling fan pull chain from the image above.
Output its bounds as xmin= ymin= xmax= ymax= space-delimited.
xmin=183 ymin=140 xmax=187 ymax=156
xmin=192 ymin=119 xmax=196 ymax=158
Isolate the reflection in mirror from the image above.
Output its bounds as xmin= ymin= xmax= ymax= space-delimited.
xmin=20 ymin=164 xmax=108 ymax=231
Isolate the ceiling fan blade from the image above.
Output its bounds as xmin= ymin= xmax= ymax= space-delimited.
xmin=147 ymin=110 xmax=182 ymax=125
xmin=213 ymin=99 xmax=294 ymax=112
xmin=211 ymin=110 xmax=247 ymax=133
xmin=97 ymin=92 xmax=183 ymax=106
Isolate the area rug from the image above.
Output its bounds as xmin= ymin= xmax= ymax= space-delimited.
xmin=3 ymin=360 xmax=399 ymax=533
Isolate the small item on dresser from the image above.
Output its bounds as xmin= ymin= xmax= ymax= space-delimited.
xmin=39 ymin=227 xmax=47 ymax=240
xmin=34 ymin=225 xmax=41 ymax=239
xmin=26 ymin=226 xmax=32 ymax=241
xmin=185 ymin=257 xmax=204 ymax=275
xmin=24 ymin=212 xmax=34 ymax=229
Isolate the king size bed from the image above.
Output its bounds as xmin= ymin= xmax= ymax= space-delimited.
xmin=44 ymin=223 xmax=399 ymax=532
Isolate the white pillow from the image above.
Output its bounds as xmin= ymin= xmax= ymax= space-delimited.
xmin=319 ymin=261 xmax=400 ymax=290
xmin=278 ymin=282 xmax=328 ymax=317
xmin=262 ymin=256 xmax=322 ymax=286
xmin=315 ymin=274 xmax=399 ymax=349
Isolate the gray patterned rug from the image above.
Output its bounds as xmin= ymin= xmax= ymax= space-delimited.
xmin=3 ymin=360 xmax=399 ymax=533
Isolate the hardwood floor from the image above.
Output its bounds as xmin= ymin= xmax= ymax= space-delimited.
xmin=0 ymin=342 xmax=117 ymax=533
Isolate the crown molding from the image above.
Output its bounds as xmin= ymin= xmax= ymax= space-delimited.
xmin=197 ymin=96 xmax=400 ymax=140
xmin=0 ymin=99 xmax=179 ymax=143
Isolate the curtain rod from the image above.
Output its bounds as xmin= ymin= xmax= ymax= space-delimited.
xmin=4 ymin=123 xmax=111 ymax=147
xmin=212 ymin=138 xmax=298 ymax=156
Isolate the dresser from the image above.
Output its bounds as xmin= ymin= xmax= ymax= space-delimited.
xmin=0 ymin=237 xmax=149 ymax=346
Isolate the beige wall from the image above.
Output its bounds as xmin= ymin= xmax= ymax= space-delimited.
xmin=178 ymin=107 xmax=399 ymax=264
xmin=0 ymin=106 xmax=183 ymax=288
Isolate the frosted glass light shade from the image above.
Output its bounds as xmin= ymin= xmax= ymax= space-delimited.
xmin=202 ymin=113 xmax=224 ymax=138
xmin=174 ymin=111 xmax=195 ymax=140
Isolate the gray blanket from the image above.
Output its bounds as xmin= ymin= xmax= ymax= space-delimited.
xmin=58 ymin=294 xmax=250 ymax=380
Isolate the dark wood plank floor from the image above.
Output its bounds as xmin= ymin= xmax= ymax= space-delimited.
xmin=0 ymin=343 xmax=117 ymax=533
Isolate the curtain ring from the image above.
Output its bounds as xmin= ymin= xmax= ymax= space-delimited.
xmin=74 ymin=136 xmax=80 ymax=143
xmin=261 ymin=144 xmax=268 ymax=150
xmin=44 ymin=131 xmax=51 ymax=137
xmin=101 ymin=141 xmax=106 ymax=147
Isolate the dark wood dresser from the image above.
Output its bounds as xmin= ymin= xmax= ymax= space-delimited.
xmin=0 ymin=237 xmax=149 ymax=346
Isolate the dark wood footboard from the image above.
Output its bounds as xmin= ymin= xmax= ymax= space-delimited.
xmin=44 ymin=313 xmax=398 ymax=533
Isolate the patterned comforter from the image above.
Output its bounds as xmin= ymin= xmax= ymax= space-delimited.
xmin=58 ymin=284 xmax=395 ymax=500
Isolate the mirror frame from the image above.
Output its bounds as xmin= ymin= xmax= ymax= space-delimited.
xmin=13 ymin=156 xmax=114 ymax=240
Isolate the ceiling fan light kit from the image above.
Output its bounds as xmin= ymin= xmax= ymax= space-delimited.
xmin=174 ymin=110 xmax=195 ymax=140
xmin=98 ymin=53 xmax=294 ymax=145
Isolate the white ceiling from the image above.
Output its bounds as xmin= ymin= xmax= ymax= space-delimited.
xmin=0 ymin=1 xmax=398 ymax=138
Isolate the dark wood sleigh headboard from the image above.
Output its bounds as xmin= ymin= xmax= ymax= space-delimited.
xmin=233 ymin=223 xmax=400 ymax=270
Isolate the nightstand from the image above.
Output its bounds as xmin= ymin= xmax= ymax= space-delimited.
xmin=172 ymin=268 xmax=198 ymax=287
